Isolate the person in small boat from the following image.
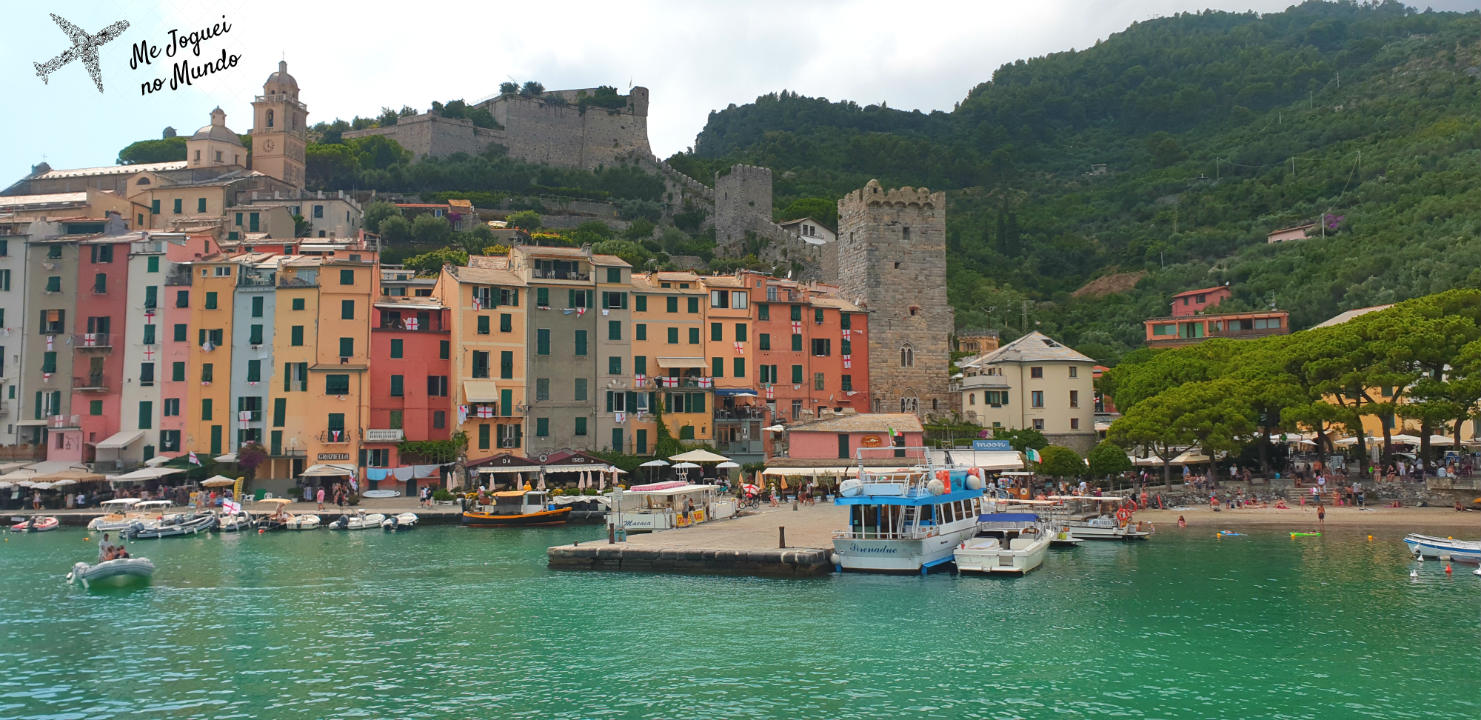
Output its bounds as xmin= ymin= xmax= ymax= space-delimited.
xmin=99 ymin=533 xmax=112 ymax=562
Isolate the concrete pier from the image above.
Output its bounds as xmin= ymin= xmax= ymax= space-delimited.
xmin=548 ymin=502 xmax=846 ymax=578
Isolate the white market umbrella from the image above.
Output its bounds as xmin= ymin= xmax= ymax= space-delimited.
xmin=672 ymin=462 xmax=701 ymax=470
xmin=639 ymin=460 xmax=669 ymax=467
xmin=669 ymin=449 xmax=730 ymax=464
xmin=1388 ymin=434 xmax=1423 ymax=445
xmin=1428 ymin=435 xmax=1456 ymax=446
xmin=51 ymin=479 xmax=77 ymax=488
xmin=716 ymin=461 xmax=741 ymax=469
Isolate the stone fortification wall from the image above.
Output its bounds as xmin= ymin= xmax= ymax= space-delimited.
xmin=343 ymin=114 xmax=504 ymax=159
xmin=480 ymin=87 xmax=650 ymax=170
xmin=713 ymin=164 xmax=821 ymax=279
xmin=836 ymin=180 xmax=952 ymax=419
xmin=342 ymin=87 xmax=650 ymax=171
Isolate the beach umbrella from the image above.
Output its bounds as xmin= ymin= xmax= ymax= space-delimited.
xmin=1428 ymin=435 xmax=1455 ymax=446
xmin=51 ymin=479 xmax=77 ymax=488
xmin=716 ymin=461 xmax=741 ymax=469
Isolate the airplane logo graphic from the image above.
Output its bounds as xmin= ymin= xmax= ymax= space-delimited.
xmin=34 ymin=13 xmax=130 ymax=93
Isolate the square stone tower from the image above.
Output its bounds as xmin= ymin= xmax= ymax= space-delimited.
xmin=835 ymin=180 xmax=952 ymax=419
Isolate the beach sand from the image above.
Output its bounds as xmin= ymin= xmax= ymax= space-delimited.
xmin=1135 ymin=504 xmax=1481 ymax=532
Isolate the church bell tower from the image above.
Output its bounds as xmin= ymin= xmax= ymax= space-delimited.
xmin=251 ymin=61 xmax=308 ymax=189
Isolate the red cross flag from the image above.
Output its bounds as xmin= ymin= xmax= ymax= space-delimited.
xmin=843 ymin=354 xmax=852 ymax=369
xmin=791 ymin=321 xmax=802 ymax=334
xmin=404 ymin=317 xmax=419 ymax=330
xmin=734 ymin=342 xmax=744 ymax=355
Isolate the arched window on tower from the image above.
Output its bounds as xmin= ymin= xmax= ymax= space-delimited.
xmin=900 ymin=343 xmax=914 ymax=368
xmin=267 ymin=109 xmax=275 ymax=128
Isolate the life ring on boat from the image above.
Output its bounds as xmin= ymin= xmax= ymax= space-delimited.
xmin=1115 ymin=507 xmax=1132 ymax=526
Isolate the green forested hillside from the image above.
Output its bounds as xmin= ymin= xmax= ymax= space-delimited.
xmin=668 ymin=0 xmax=1481 ymax=363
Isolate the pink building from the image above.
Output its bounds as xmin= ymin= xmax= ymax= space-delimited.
xmin=157 ymin=233 xmax=219 ymax=461
xmin=1169 ymin=286 xmax=1231 ymax=317
xmin=57 ymin=236 xmax=135 ymax=462
xmin=781 ymin=412 xmax=924 ymax=461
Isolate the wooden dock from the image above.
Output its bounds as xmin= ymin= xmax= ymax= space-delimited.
xmin=547 ymin=502 xmax=845 ymax=577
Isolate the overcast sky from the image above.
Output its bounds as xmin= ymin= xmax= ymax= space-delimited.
xmin=1 ymin=0 xmax=1471 ymax=181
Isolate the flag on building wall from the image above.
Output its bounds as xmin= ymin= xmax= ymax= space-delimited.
xmin=843 ymin=354 xmax=852 ymax=369
xmin=476 ymin=405 xmax=494 ymax=418
xmin=45 ymin=335 xmax=54 ymax=351
xmin=842 ymin=328 xmax=850 ymax=339
xmin=634 ymin=373 xmax=646 ymax=387
xmin=404 ymin=317 xmax=419 ymax=330
xmin=144 ymin=310 xmax=156 ymax=324
xmin=734 ymin=342 xmax=744 ymax=355
xmin=189 ymin=451 xmax=201 ymax=466
xmin=791 ymin=321 xmax=802 ymax=334
xmin=698 ymin=377 xmax=713 ymax=389
xmin=765 ymin=385 xmax=774 ymax=400
xmin=615 ymin=411 xmax=626 ymax=424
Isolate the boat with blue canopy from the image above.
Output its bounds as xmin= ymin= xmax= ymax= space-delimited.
xmin=831 ymin=448 xmax=987 ymax=574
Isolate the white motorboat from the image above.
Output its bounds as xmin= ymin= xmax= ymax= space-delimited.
xmin=67 ymin=557 xmax=155 ymax=588
xmin=88 ymin=498 xmax=145 ymax=531
xmin=831 ymin=450 xmax=988 ymax=574
xmin=1403 ymin=534 xmax=1481 ymax=564
xmin=215 ymin=511 xmax=255 ymax=532
xmin=329 ymin=510 xmax=385 ymax=531
xmin=606 ymin=483 xmax=732 ymax=534
xmin=286 ymin=514 xmax=321 ymax=531
xmin=1046 ymin=496 xmax=1153 ymax=541
xmin=954 ymin=513 xmax=1051 ymax=576
xmin=381 ymin=512 xmax=418 ymax=531
xmin=124 ymin=512 xmax=217 ymax=539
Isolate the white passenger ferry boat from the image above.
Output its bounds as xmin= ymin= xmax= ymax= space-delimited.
xmin=608 ymin=481 xmax=737 ymax=534
xmin=831 ymin=449 xmax=987 ymax=574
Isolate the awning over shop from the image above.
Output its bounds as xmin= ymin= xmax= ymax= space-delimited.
xmin=714 ymin=388 xmax=758 ymax=397
xmin=109 ymin=467 xmax=185 ymax=482
xmin=761 ymin=466 xmax=858 ymax=478
xmin=301 ymin=463 xmax=356 ymax=477
xmin=463 ymin=380 xmax=500 ymax=403
xmin=95 ymin=430 xmax=144 ymax=450
xmin=655 ymin=357 xmax=706 ymax=369
xmin=541 ymin=463 xmax=615 ymax=474
xmin=215 ymin=453 xmax=238 ymax=463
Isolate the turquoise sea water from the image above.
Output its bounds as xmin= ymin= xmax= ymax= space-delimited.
xmin=1 ymin=522 xmax=1477 ymax=719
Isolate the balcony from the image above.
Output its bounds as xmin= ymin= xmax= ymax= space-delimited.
xmin=715 ymin=407 xmax=766 ymax=422
xmin=318 ymin=429 xmax=354 ymax=444
xmin=376 ymin=318 xmax=447 ymax=333
xmin=531 ymin=269 xmax=590 ymax=282
xmin=74 ymin=333 xmax=112 ymax=350
xmin=74 ymin=375 xmax=107 ymax=391
xmin=238 ymin=275 xmax=276 ymax=290
xmin=165 ymin=269 xmax=193 ymax=286
xmin=279 ymin=276 xmax=318 ymax=288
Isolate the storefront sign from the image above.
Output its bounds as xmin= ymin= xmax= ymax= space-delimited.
xmin=860 ymin=434 xmax=882 ymax=447
xmin=972 ymin=439 xmax=1012 ymax=451
xmin=364 ymin=429 xmax=405 ymax=443
xmin=317 ymin=453 xmax=350 ymax=461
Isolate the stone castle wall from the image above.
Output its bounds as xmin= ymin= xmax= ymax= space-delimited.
xmin=344 ymin=114 xmax=503 ymax=159
xmin=343 ymin=87 xmax=650 ymax=171
xmin=836 ymin=180 xmax=952 ymax=419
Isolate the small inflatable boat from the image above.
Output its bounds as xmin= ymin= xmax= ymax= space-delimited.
xmin=67 ymin=557 xmax=155 ymax=588
xmin=11 ymin=516 xmax=59 ymax=532
xmin=381 ymin=512 xmax=418 ymax=531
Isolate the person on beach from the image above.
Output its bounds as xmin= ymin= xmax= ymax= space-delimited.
xmin=1317 ymin=503 xmax=1325 ymax=528
xmin=316 ymin=486 xmax=326 ymax=511
xmin=1177 ymin=515 xmax=1187 ymax=529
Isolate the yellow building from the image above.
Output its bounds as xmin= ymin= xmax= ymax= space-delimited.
xmin=303 ymin=251 xmax=378 ymax=470
xmin=265 ymin=256 xmax=320 ymax=477
xmin=629 ymin=272 xmax=712 ymax=446
xmin=434 ymin=258 xmax=527 ymax=459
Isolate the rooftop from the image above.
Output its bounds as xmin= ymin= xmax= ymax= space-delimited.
xmin=1313 ymin=304 xmax=1394 ymax=328
xmin=968 ymin=331 xmax=1095 ymax=366
xmin=36 ymin=161 xmax=187 ymax=179
xmin=1171 ymin=285 xmax=1229 ymax=299
xmin=453 ymin=266 xmax=524 ymax=287
xmin=787 ymin=413 xmax=924 ymax=435
xmin=0 ymin=192 xmax=89 ymax=208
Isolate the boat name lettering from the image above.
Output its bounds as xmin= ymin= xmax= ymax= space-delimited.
xmin=847 ymin=544 xmax=899 ymax=554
